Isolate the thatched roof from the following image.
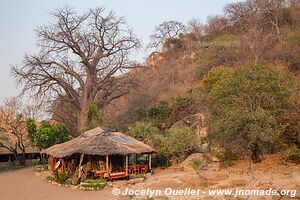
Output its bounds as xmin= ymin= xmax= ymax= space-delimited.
xmin=42 ymin=127 xmax=155 ymax=158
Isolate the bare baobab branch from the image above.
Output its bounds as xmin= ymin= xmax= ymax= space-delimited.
xmin=11 ymin=6 xmax=141 ymax=133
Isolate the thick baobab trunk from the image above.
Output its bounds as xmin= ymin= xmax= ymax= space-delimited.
xmin=77 ymin=100 xmax=89 ymax=134
xmin=77 ymin=79 xmax=94 ymax=133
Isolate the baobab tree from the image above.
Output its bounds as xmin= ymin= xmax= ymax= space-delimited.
xmin=12 ymin=7 xmax=140 ymax=133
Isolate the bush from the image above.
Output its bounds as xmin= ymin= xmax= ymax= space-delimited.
xmin=53 ymin=172 xmax=68 ymax=184
xmin=71 ymin=171 xmax=80 ymax=185
xmin=127 ymin=122 xmax=159 ymax=143
xmin=172 ymin=96 xmax=193 ymax=107
xmin=281 ymin=144 xmax=300 ymax=163
xmin=31 ymin=159 xmax=40 ymax=166
xmin=148 ymin=101 xmax=171 ymax=126
xmin=80 ymin=179 xmax=106 ymax=190
xmin=31 ymin=158 xmax=48 ymax=166
xmin=134 ymin=101 xmax=171 ymax=127
xmin=203 ymin=66 xmax=232 ymax=92
xmin=157 ymin=127 xmax=198 ymax=162
xmin=47 ymin=175 xmax=55 ymax=182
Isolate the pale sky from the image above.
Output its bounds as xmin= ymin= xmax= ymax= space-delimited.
xmin=0 ymin=0 xmax=239 ymax=103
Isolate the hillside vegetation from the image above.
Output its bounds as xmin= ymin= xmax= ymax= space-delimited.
xmin=100 ymin=0 xmax=300 ymax=164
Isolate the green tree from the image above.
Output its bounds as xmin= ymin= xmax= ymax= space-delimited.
xmin=205 ymin=63 xmax=293 ymax=162
xmin=33 ymin=122 xmax=70 ymax=150
xmin=26 ymin=118 xmax=37 ymax=142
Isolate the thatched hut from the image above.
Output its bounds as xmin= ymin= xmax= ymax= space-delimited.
xmin=42 ymin=126 xmax=155 ymax=180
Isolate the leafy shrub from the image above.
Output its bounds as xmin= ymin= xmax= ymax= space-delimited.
xmin=281 ymin=144 xmax=300 ymax=163
xmin=31 ymin=159 xmax=40 ymax=166
xmin=80 ymin=179 xmax=106 ymax=190
xmin=172 ymin=96 xmax=193 ymax=107
xmin=148 ymin=101 xmax=171 ymax=125
xmin=127 ymin=122 xmax=159 ymax=142
xmin=157 ymin=127 xmax=198 ymax=162
xmin=133 ymin=101 xmax=171 ymax=127
xmin=47 ymin=175 xmax=55 ymax=182
xmin=135 ymin=106 xmax=149 ymax=119
xmin=203 ymin=66 xmax=232 ymax=92
xmin=71 ymin=171 xmax=80 ymax=185
xmin=31 ymin=158 xmax=48 ymax=166
xmin=53 ymin=172 xmax=68 ymax=184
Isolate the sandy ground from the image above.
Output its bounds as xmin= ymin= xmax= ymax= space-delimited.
xmin=0 ymin=167 xmax=116 ymax=200
xmin=0 ymin=155 xmax=299 ymax=200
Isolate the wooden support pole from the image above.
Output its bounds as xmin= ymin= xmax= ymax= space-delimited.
xmin=148 ymin=153 xmax=152 ymax=171
xmin=78 ymin=154 xmax=84 ymax=178
xmin=106 ymin=155 xmax=109 ymax=177
xmin=125 ymin=155 xmax=128 ymax=176
xmin=110 ymin=159 xmax=112 ymax=173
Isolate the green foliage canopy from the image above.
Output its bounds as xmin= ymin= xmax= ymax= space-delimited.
xmin=204 ymin=63 xmax=294 ymax=162
xmin=26 ymin=118 xmax=37 ymax=142
xmin=31 ymin=121 xmax=70 ymax=149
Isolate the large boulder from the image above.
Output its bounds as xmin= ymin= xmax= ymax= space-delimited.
xmin=180 ymin=153 xmax=211 ymax=171
xmin=146 ymin=51 xmax=163 ymax=66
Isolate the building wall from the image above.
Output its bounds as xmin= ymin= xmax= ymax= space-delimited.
xmin=0 ymin=153 xmax=40 ymax=170
xmin=0 ymin=159 xmax=33 ymax=170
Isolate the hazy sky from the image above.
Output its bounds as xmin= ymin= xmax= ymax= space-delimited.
xmin=0 ymin=0 xmax=239 ymax=103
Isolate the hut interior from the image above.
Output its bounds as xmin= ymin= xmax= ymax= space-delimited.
xmin=49 ymin=153 xmax=152 ymax=180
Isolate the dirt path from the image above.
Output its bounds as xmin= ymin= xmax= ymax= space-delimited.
xmin=0 ymin=155 xmax=299 ymax=200
xmin=0 ymin=167 xmax=116 ymax=200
